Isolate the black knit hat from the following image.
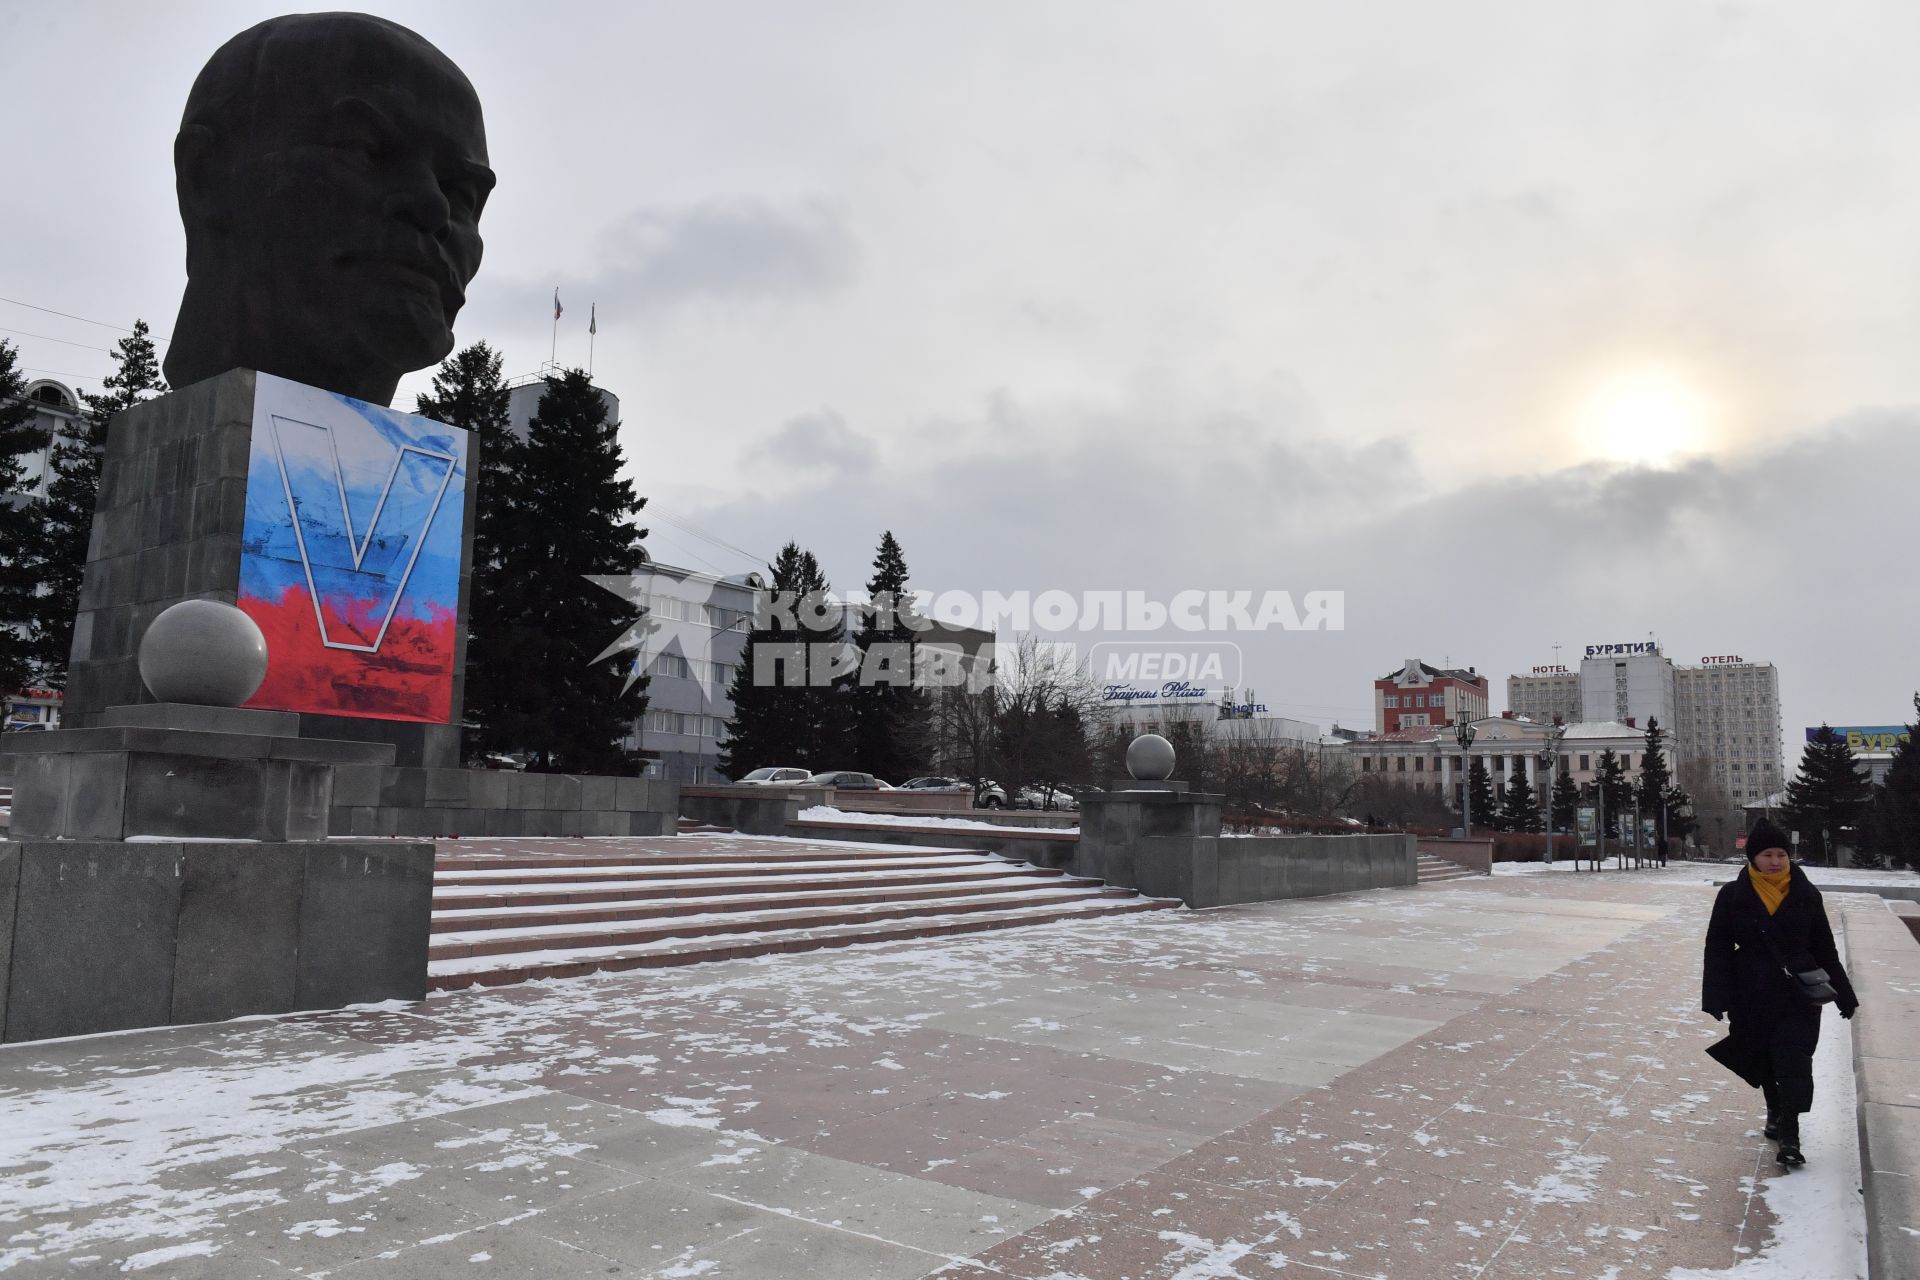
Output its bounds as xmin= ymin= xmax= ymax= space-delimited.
xmin=1745 ymin=818 xmax=1791 ymax=863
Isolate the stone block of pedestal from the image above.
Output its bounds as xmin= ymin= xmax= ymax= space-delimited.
xmin=2 ymin=704 xmax=394 ymax=841
xmin=1 ymin=839 xmax=434 ymax=1043
xmin=1076 ymin=788 xmax=1225 ymax=907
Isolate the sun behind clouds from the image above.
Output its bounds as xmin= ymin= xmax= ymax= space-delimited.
xmin=1578 ymin=370 xmax=1716 ymax=467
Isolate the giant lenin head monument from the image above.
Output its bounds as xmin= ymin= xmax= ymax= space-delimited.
xmin=65 ymin=12 xmax=493 ymax=768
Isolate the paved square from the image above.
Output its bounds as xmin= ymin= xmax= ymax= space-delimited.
xmin=0 ymin=865 xmax=1872 ymax=1277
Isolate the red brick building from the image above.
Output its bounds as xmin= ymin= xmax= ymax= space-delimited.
xmin=1374 ymin=658 xmax=1488 ymax=734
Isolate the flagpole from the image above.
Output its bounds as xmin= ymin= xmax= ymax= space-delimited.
xmin=588 ymin=304 xmax=596 ymax=377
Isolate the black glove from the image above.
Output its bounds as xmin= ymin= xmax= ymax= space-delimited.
xmin=1841 ymin=1006 xmax=1856 ymax=1020
xmin=1708 ymin=1011 xmax=1724 ymax=1022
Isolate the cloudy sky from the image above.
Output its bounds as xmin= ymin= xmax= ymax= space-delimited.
xmin=7 ymin=2 xmax=1918 ymax=768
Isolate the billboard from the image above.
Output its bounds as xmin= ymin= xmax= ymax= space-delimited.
xmin=1805 ymin=725 xmax=1911 ymax=753
xmin=237 ymin=374 xmax=468 ymax=723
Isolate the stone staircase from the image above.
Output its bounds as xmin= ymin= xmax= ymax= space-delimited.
xmin=428 ymin=834 xmax=1181 ymax=990
xmin=1416 ymin=852 xmax=1482 ymax=884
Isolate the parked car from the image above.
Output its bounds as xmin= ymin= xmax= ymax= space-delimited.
xmin=805 ymin=770 xmax=888 ymax=790
xmin=737 ymin=767 xmax=812 ymax=785
xmin=897 ymin=776 xmax=1007 ymax=807
xmin=1013 ymin=784 xmax=1079 ymax=812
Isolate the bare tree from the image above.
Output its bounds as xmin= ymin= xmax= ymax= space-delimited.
xmin=992 ymin=634 xmax=1110 ymax=797
xmin=1678 ymin=754 xmax=1742 ymax=857
xmin=1352 ymin=774 xmax=1454 ymax=830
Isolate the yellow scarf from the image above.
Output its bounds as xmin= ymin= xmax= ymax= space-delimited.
xmin=1748 ymin=865 xmax=1790 ymax=915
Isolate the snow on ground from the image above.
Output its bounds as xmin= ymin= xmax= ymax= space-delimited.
xmin=1495 ymin=858 xmax=1920 ymax=890
xmin=797 ymin=804 xmax=1077 ymax=833
xmin=1670 ymin=935 xmax=1869 ymax=1280
xmin=0 ymin=1017 xmax=545 ymax=1268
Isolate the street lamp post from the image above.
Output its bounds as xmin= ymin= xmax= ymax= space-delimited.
xmin=1455 ymin=719 xmax=1477 ymax=839
xmin=1539 ymin=723 xmax=1565 ymax=867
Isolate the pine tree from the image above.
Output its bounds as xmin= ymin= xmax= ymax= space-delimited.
xmin=1637 ymin=717 xmax=1672 ymax=823
xmin=484 ymin=370 xmax=646 ymax=772
xmin=848 ymin=530 xmax=928 ymax=783
xmin=0 ymin=341 xmax=51 ymax=694
xmin=718 ymin=542 xmax=842 ymax=777
xmin=790 ymin=546 xmax=852 ymax=759
xmin=1465 ymin=757 xmax=1496 ymax=833
xmin=1783 ymin=725 xmax=1875 ymax=865
xmin=1662 ymin=784 xmax=1699 ymax=842
xmin=28 ymin=321 xmax=165 ymax=684
xmin=414 ymin=342 xmax=518 ymax=759
xmin=1551 ymin=766 xmax=1580 ymax=834
xmin=1588 ymin=749 xmax=1631 ymax=837
xmin=1864 ymin=697 xmax=1919 ymax=871
xmin=1499 ymin=762 xmax=1540 ymax=832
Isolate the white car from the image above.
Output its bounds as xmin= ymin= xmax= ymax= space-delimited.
xmin=737 ymin=767 xmax=812 ymax=785
xmin=1013 ymin=785 xmax=1078 ymax=812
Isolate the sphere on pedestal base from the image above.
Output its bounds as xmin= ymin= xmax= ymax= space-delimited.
xmin=1126 ymin=733 xmax=1176 ymax=781
xmin=137 ymin=599 xmax=269 ymax=707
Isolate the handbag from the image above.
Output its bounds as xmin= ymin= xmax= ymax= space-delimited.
xmin=1787 ymin=966 xmax=1838 ymax=1004
xmin=1755 ymin=906 xmax=1837 ymax=1005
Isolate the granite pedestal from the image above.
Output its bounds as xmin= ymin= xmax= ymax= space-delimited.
xmin=62 ymin=370 xmax=474 ymax=769
xmin=0 ymin=838 xmax=434 ymax=1043
xmin=3 ymin=703 xmax=393 ymax=841
xmin=0 ymin=703 xmax=433 ymax=1043
xmin=1075 ymin=785 xmax=1225 ymax=906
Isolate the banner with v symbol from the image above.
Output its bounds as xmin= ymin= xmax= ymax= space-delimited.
xmin=266 ymin=413 xmax=458 ymax=653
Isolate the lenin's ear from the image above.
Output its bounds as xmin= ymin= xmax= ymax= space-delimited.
xmin=174 ymin=124 xmax=230 ymax=236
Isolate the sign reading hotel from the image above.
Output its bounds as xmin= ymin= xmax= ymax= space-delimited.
xmin=237 ymin=373 xmax=469 ymax=723
xmin=1531 ymin=664 xmax=1570 ymax=675
xmin=1585 ymin=641 xmax=1660 ymax=658
xmin=1806 ymin=725 xmax=1912 ymax=753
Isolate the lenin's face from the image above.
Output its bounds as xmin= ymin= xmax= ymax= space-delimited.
xmin=179 ymin=26 xmax=494 ymax=398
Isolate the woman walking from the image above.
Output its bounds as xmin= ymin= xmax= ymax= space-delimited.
xmin=1702 ymin=818 xmax=1858 ymax=1166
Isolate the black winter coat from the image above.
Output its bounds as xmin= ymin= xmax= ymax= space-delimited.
xmin=1702 ymin=864 xmax=1858 ymax=1026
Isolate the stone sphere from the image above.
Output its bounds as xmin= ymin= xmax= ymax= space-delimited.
xmin=137 ymin=599 xmax=269 ymax=706
xmin=1126 ymin=733 xmax=1176 ymax=781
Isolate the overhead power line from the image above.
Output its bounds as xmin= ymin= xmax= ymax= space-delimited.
xmin=0 ymin=326 xmax=117 ymax=354
xmin=20 ymin=365 xmax=109 ymax=382
xmin=0 ymin=295 xmax=171 ymax=344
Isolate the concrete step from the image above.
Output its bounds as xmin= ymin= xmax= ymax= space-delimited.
xmin=426 ymin=836 xmax=1175 ymax=991
xmin=436 ymin=845 xmax=982 ymax=874
xmin=431 ymin=870 xmax=1113 ymax=933
xmin=431 ymin=884 xmax=1143 ymax=960
xmin=428 ymin=893 xmax=1180 ymax=990
xmin=1416 ymin=853 xmax=1482 ymax=883
xmin=433 ymin=863 xmax=1059 ymax=910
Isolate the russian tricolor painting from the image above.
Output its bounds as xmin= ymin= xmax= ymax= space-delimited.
xmin=238 ymin=373 xmax=468 ymax=723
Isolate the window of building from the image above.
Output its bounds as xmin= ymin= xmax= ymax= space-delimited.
xmin=1361 ymin=757 xmax=1372 ymax=772
xmin=1395 ymin=757 xmax=1406 ymax=772
xmin=1384 ymin=695 xmax=1398 ymax=708
xmin=1414 ymin=757 xmax=1424 ymax=772
xmin=1579 ymin=754 xmax=1590 ymax=771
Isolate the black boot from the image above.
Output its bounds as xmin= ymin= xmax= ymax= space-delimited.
xmin=1762 ymin=1083 xmax=1781 ymax=1139
xmin=1775 ymin=1113 xmax=1805 ymax=1167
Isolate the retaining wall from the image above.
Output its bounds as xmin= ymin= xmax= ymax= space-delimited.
xmin=1839 ymin=895 xmax=1920 ymax=1280
xmin=329 ymin=766 xmax=678 ymax=838
xmin=1214 ymin=833 xmax=1419 ymax=905
xmin=1417 ymin=836 xmax=1494 ymax=875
